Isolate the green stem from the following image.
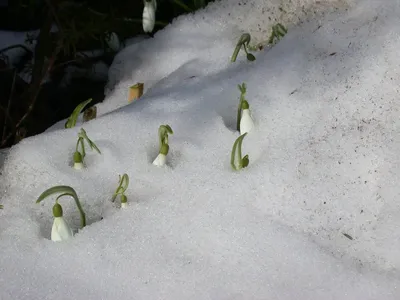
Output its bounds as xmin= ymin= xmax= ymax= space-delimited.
xmin=236 ymin=102 xmax=242 ymax=131
xmin=231 ymin=33 xmax=251 ymax=62
xmin=231 ymin=44 xmax=242 ymax=63
xmin=236 ymin=84 xmax=246 ymax=131
xmin=237 ymin=136 xmax=243 ymax=164
xmin=75 ymin=137 xmax=80 ymax=152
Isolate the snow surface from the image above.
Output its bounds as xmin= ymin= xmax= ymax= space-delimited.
xmin=1 ymin=0 xmax=400 ymax=299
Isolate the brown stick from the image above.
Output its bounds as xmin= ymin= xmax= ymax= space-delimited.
xmin=1 ymin=69 xmax=16 ymax=142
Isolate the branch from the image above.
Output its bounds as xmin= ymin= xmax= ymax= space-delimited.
xmin=1 ymin=69 xmax=16 ymax=142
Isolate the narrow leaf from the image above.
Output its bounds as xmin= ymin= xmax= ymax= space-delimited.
xmin=65 ymin=98 xmax=93 ymax=128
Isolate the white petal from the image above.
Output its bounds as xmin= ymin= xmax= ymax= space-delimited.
xmin=152 ymin=153 xmax=166 ymax=166
xmin=240 ymin=109 xmax=254 ymax=135
xmin=121 ymin=203 xmax=128 ymax=209
xmin=74 ymin=162 xmax=84 ymax=170
xmin=51 ymin=217 xmax=74 ymax=242
xmin=142 ymin=0 xmax=157 ymax=33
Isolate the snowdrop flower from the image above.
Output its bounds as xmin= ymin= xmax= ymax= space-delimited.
xmin=72 ymin=128 xmax=101 ymax=169
xmin=236 ymin=83 xmax=254 ymax=134
xmin=152 ymin=144 xmax=168 ymax=166
xmin=239 ymin=100 xmax=254 ymax=135
xmin=51 ymin=202 xmax=74 ymax=242
xmin=105 ymin=32 xmax=120 ymax=52
xmin=152 ymin=125 xmax=173 ymax=167
xmin=111 ymin=174 xmax=130 ymax=208
xmin=143 ymin=0 xmax=157 ymax=33
xmin=36 ymin=186 xmax=86 ymax=241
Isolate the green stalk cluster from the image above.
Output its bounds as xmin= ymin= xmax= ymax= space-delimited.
xmin=112 ymin=174 xmax=130 ymax=207
xmin=268 ymin=23 xmax=288 ymax=45
xmin=231 ymin=33 xmax=256 ymax=62
xmin=73 ymin=128 xmax=101 ymax=168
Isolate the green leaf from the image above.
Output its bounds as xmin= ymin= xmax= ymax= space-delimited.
xmin=78 ymin=128 xmax=101 ymax=154
xmin=65 ymin=98 xmax=93 ymax=129
xmin=276 ymin=23 xmax=288 ymax=36
xmin=247 ymin=53 xmax=256 ymax=61
xmin=158 ymin=125 xmax=173 ymax=151
xmin=164 ymin=125 xmax=174 ymax=135
xmin=230 ymin=133 xmax=248 ymax=171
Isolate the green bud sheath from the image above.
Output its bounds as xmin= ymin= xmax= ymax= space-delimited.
xmin=53 ymin=203 xmax=63 ymax=217
xmin=242 ymin=155 xmax=250 ymax=168
xmin=73 ymin=151 xmax=83 ymax=163
xmin=121 ymin=194 xmax=127 ymax=204
xmin=160 ymin=143 xmax=169 ymax=155
xmin=241 ymin=100 xmax=250 ymax=110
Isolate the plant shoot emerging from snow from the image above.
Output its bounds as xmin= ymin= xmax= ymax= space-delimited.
xmin=231 ymin=33 xmax=256 ymax=62
xmin=268 ymin=23 xmax=288 ymax=45
xmin=73 ymin=128 xmax=101 ymax=169
xmin=65 ymin=98 xmax=93 ymax=129
xmin=111 ymin=173 xmax=130 ymax=208
xmin=230 ymin=133 xmax=249 ymax=171
xmin=236 ymin=83 xmax=254 ymax=134
xmin=36 ymin=186 xmax=87 ymax=241
xmin=153 ymin=124 xmax=173 ymax=167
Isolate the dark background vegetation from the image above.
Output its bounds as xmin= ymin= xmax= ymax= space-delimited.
xmin=0 ymin=0 xmax=212 ymax=148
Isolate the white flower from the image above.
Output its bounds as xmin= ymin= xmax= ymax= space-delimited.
xmin=105 ymin=32 xmax=120 ymax=52
xmin=240 ymin=108 xmax=254 ymax=135
xmin=121 ymin=202 xmax=128 ymax=208
xmin=51 ymin=203 xmax=74 ymax=242
xmin=51 ymin=217 xmax=74 ymax=242
xmin=152 ymin=152 xmax=166 ymax=166
xmin=143 ymin=0 xmax=157 ymax=33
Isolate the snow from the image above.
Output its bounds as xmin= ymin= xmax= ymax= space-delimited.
xmin=1 ymin=0 xmax=400 ymax=299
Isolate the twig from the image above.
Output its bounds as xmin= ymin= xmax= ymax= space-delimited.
xmin=1 ymin=69 xmax=16 ymax=142
xmin=45 ymin=0 xmax=64 ymax=34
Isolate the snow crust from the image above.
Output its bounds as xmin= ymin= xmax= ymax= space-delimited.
xmin=1 ymin=0 xmax=400 ymax=299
